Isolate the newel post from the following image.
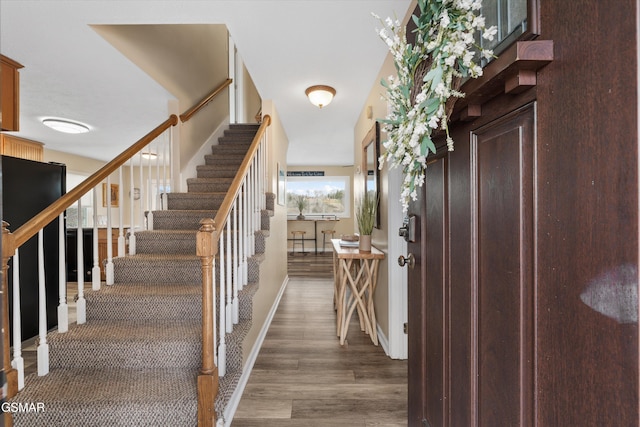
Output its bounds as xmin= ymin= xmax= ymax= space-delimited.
xmin=2 ymin=222 xmax=18 ymax=424
xmin=196 ymin=218 xmax=219 ymax=427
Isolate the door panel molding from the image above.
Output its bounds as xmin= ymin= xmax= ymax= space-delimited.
xmin=471 ymin=102 xmax=535 ymax=426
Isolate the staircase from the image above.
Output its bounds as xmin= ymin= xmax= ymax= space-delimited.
xmin=10 ymin=123 xmax=271 ymax=426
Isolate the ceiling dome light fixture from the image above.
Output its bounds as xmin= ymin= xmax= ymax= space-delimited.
xmin=305 ymin=85 xmax=336 ymax=109
xmin=141 ymin=152 xmax=158 ymax=160
xmin=42 ymin=118 xmax=90 ymax=134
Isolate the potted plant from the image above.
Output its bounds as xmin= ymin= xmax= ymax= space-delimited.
xmin=356 ymin=191 xmax=378 ymax=252
xmin=295 ymin=195 xmax=307 ymax=220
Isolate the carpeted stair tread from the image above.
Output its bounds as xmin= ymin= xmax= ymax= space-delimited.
xmin=152 ymin=209 xmax=218 ymax=230
xmin=197 ymin=165 xmax=244 ymax=179
xmin=48 ymin=320 xmax=200 ymax=369
xmin=113 ymin=254 xmax=201 ymax=284
xmin=85 ymin=282 xmax=201 ymax=320
xmin=12 ymin=368 xmax=197 ymax=426
xmin=211 ymin=144 xmax=250 ymax=154
xmin=187 ymin=180 xmax=237 ymax=193
xmin=135 ymin=230 xmax=197 ymax=255
xmin=205 ymin=153 xmax=245 ymax=165
xmin=165 ymin=193 xmax=225 ymax=210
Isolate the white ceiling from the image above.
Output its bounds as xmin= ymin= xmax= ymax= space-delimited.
xmin=0 ymin=0 xmax=412 ymax=166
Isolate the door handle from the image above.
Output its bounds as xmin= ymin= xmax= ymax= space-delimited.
xmin=398 ymin=253 xmax=415 ymax=268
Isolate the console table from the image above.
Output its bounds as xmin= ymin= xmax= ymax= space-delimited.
xmin=331 ymin=239 xmax=385 ymax=345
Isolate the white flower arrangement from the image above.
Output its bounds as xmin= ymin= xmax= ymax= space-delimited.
xmin=375 ymin=0 xmax=497 ymax=212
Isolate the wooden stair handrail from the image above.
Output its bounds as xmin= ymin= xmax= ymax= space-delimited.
xmin=212 ymin=115 xmax=271 ymax=232
xmin=10 ymin=115 xmax=179 ymax=250
xmin=180 ymin=79 xmax=233 ymax=123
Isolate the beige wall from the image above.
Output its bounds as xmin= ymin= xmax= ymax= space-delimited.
xmin=353 ymin=54 xmax=398 ymax=341
xmin=242 ymin=100 xmax=289 ymax=362
xmin=242 ymin=65 xmax=262 ymax=123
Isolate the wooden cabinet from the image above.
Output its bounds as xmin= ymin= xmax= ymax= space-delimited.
xmin=97 ymin=228 xmax=124 ymax=280
xmin=1 ymin=54 xmax=23 ymax=131
xmin=0 ymin=134 xmax=44 ymax=161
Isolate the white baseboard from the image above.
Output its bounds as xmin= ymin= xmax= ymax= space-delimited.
xmin=376 ymin=323 xmax=390 ymax=356
xmin=221 ymin=275 xmax=290 ymax=426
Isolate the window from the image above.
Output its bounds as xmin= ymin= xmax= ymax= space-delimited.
xmin=481 ymin=0 xmax=528 ymax=56
xmin=286 ymin=176 xmax=350 ymax=218
xmin=65 ymin=172 xmax=94 ymax=228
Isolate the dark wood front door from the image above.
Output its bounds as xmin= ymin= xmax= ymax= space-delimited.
xmin=407 ymin=156 xmax=448 ymax=426
xmin=407 ymin=104 xmax=535 ymax=426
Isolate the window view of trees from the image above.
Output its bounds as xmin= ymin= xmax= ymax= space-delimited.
xmin=286 ymin=176 xmax=350 ymax=217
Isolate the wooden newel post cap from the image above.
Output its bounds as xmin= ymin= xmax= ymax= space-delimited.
xmin=196 ymin=218 xmax=216 ymax=258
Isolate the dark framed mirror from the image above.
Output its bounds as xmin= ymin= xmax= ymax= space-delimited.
xmin=362 ymin=121 xmax=380 ymax=228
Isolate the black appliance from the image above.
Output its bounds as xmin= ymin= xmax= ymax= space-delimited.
xmin=2 ymin=155 xmax=65 ymax=341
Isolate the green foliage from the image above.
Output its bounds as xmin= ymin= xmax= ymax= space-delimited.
xmin=356 ymin=191 xmax=378 ymax=236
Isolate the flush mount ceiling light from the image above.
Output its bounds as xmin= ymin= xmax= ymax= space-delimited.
xmin=141 ymin=152 xmax=158 ymax=160
xmin=42 ymin=118 xmax=90 ymax=134
xmin=305 ymin=85 xmax=336 ymax=109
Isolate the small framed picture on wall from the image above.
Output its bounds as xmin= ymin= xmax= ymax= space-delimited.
xmin=102 ymin=183 xmax=119 ymax=207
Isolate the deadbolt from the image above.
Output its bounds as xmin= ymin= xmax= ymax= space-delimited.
xmin=397 ymin=253 xmax=415 ymax=268
xmin=398 ymin=215 xmax=416 ymax=242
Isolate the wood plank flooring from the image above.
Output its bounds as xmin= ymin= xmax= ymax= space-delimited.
xmin=287 ymin=251 xmax=334 ymax=278
xmin=232 ymin=275 xmax=408 ymax=426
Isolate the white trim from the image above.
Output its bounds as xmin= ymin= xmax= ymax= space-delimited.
xmin=376 ymin=323 xmax=390 ymax=355
xmin=386 ymin=166 xmax=408 ymax=359
xmin=221 ymin=275 xmax=290 ymax=426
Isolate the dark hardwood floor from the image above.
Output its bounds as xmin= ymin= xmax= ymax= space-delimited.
xmin=233 ymin=258 xmax=408 ymax=426
xmin=286 ymin=250 xmax=334 ymax=279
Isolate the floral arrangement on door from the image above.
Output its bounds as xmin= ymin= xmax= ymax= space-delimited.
xmin=375 ymin=0 xmax=497 ymax=212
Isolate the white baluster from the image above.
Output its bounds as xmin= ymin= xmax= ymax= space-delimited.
xmin=58 ymin=212 xmax=68 ymax=333
xmin=105 ymin=175 xmax=114 ymax=285
xmin=118 ymin=167 xmax=125 ymax=257
xmin=37 ymin=230 xmax=49 ymax=376
xmin=11 ymin=249 xmax=24 ymax=390
xmin=226 ymin=217 xmax=232 ymax=333
xmin=129 ymin=157 xmax=137 ymax=255
xmin=212 ymin=260 xmax=217 ymax=367
xmin=249 ymin=164 xmax=255 ymax=256
xmin=169 ymin=125 xmax=176 ymax=197
xmin=242 ymin=178 xmax=248 ymax=286
xmin=218 ymin=238 xmax=226 ymax=377
xmin=156 ymin=138 xmax=161 ymax=210
xmin=162 ymin=132 xmax=169 ymax=210
xmin=237 ymin=180 xmax=244 ymax=290
xmin=139 ymin=151 xmax=145 ymax=230
xmin=232 ymin=199 xmax=239 ymax=324
xmin=253 ymin=156 xmax=259 ymax=253
xmin=254 ymin=155 xmax=262 ymax=231
xmin=259 ymin=145 xmax=264 ymax=211
xmin=146 ymin=146 xmax=154 ymax=230
xmin=92 ymin=187 xmax=101 ymax=290
xmin=76 ymin=199 xmax=87 ymax=324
